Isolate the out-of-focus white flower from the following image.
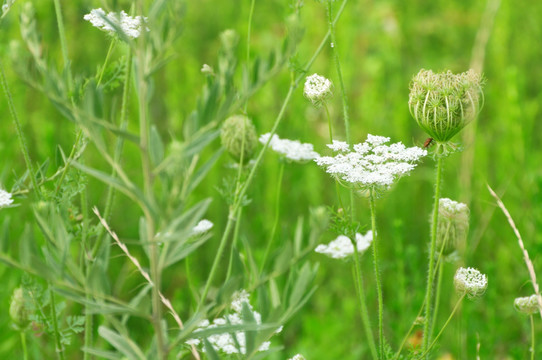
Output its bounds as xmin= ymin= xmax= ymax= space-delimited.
xmin=514 ymin=294 xmax=541 ymax=315
xmin=192 ymin=219 xmax=213 ymax=235
xmin=84 ymin=8 xmax=149 ymax=39
xmin=201 ymin=64 xmax=214 ymax=75
xmin=186 ymin=290 xmax=282 ymax=354
xmin=260 ymin=133 xmax=319 ymax=162
xmin=315 ymin=134 xmax=427 ymax=191
xmin=289 ymin=354 xmax=306 ymax=360
xmin=304 ymin=73 xmax=332 ymax=107
xmin=0 ymin=189 xmax=13 ymax=208
xmin=315 ymin=231 xmax=373 ymax=259
xmin=454 ymin=267 xmax=488 ymax=299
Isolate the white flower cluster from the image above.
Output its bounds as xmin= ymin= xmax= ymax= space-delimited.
xmin=439 ymin=198 xmax=468 ymax=214
xmin=260 ymin=133 xmax=319 ymax=162
xmin=454 ymin=267 xmax=488 ymax=299
xmin=315 ymin=135 xmax=427 ymax=189
xmin=84 ymin=8 xmax=149 ymax=39
xmin=514 ymin=294 xmax=541 ymax=315
xmin=0 ymin=189 xmax=13 ymax=208
xmin=315 ymin=231 xmax=373 ymax=259
xmin=303 ymin=73 xmax=332 ymax=106
xmin=289 ymin=354 xmax=306 ymax=360
xmin=192 ymin=219 xmax=213 ymax=235
xmin=187 ymin=290 xmax=281 ymax=354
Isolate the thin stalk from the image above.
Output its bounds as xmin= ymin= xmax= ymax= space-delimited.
xmin=97 ymin=40 xmax=116 ymax=86
xmin=422 ymin=293 xmax=466 ymax=358
xmin=244 ymin=0 xmax=256 ymax=113
xmin=422 ymin=156 xmax=444 ymax=356
xmin=352 ymin=245 xmax=379 ymax=360
xmin=531 ymin=315 xmax=535 ymax=360
xmin=430 ymin=262 xmax=444 ymax=341
xmin=20 ymin=332 xmax=28 ymax=360
xmin=260 ymin=161 xmax=285 ymax=272
xmin=324 ymin=104 xmax=333 ymax=142
xmin=226 ymin=206 xmax=243 ymax=282
xmin=53 ymin=0 xmax=73 ymax=97
xmin=0 ymin=59 xmax=41 ymax=198
xmin=80 ymin=187 xmax=93 ymax=360
xmin=369 ymin=189 xmax=384 ymax=359
xmin=49 ymin=289 xmax=65 ymax=360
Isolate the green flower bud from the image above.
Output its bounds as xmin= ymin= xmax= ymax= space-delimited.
xmin=409 ymin=69 xmax=483 ymax=143
xmin=514 ymin=295 xmax=541 ymax=315
xmin=9 ymin=288 xmax=30 ymax=330
xmin=220 ymin=115 xmax=258 ymax=163
xmin=435 ymin=198 xmax=469 ymax=257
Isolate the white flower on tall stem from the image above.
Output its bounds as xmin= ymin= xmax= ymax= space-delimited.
xmin=0 ymin=189 xmax=13 ymax=208
xmin=84 ymin=8 xmax=149 ymax=39
xmin=315 ymin=231 xmax=373 ymax=259
xmin=259 ymin=133 xmax=319 ymax=163
xmin=304 ymin=73 xmax=333 ymax=107
xmin=454 ymin=267 xmax=488 ymax=299
xmin=315 ymin=134 xmax=427 ymax=193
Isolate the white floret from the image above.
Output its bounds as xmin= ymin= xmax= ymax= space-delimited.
xmin=260 ymin=133 xmax=319 ymax=162
xmin=315 ymin=231 xmax=373 ymax=259
xmin=84 ymin=8 xmax=149 ymax=39
xmin=0 ymin=189 xmax=13 ymax=208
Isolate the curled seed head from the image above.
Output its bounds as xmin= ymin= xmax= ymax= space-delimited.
xmin=435 ymin=198 xmax=469 ymax=257
xmin=514 ymin=295 xmax=541 ymax=315
xmin=454 ymin=267 xmax=488 ymax=299
xmin=220 ymin=115 xmax=258 ymax=163
xmin=409 ymin=69 xmax=484 ymax=142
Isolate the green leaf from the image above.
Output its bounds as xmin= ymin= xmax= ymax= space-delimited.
xmin=149 ymin=126 xmax=165 ymax=167
xmin=203 ymin=339 xmax=220 ymax=360
xmin=242 ymin=302 xmax=257 ymax=356
xmin=98 ymin=326 xmax=147 ymax=360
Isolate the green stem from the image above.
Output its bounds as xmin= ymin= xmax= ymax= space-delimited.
xmin=244 ymin=0 xmax=256 ymax=113
xmin=531 ymin=314 xmax=535 ymax=360
xmin=422 ymin=156 xmax=444 ymax=356
xmin=53 ymin=0 xmax=73 ymax=98
xmin=97 ymin=40 xmax=116 ymax=86
xmin=369 ymin=189 xmax=384 ymax=359
xmin=20 ymin=332 xmax=28 ymax=360
xmin=326 ymin=0 xmax=350 ymax=145
xmin=260 ymin=161 xmax=284 ymax=273
xmin=226 ymin=206 xmax=243 ymax=282
xmin=352 ymin=246 xmax=379 ymax=360
xmin=80 ymin=188 xmax=92 ymax=360
xmin=0 ymin=59 xmax=41 ymax=198
xmin=422 ymin=293 xmax=466 ymax=357
xmin=430 ymin=262 xmax=444 ymax=341
xmin=49 ymin=288 xmax=65 ymax=360
xmin=324 ymin=104 xmax=333 ymax=142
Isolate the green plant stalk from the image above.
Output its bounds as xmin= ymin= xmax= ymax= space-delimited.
xmin=422 ymin=156 xmax=444 ymax=356
xmin=80 ymin=187 xmax=93 ymax=360
xmin=422 ymin=293 xmax=466 ymax=357
xmin=53 ymin=0 xmax=73 ymax=97
xmin=97 ymin=40 xmax=116 ymax=86
xmin=324 ymin=104 xmax=333 ymax=142
xmin=197 ymin=0 xmax=348 ymax=311
xmin=260 ymin=161 xmax=285 ymax=273
xmin=226 ymin=206 xmax=243 ymax=282
xmin=49 ymin=288 xmax=65 ymax=360
xmin=0 ymin=59 xmax=41 ymax=198
xmin=430 ymin=262 xmax=444 ymax=341
xmin=244 ymin=0 xmax=256 ymax=113
xmin=20 ymin=332 xmax=28 ymax=360
xmin=352 ymin=246 xmax=379 ymax=360
xmin=531 ymin=314 xmax=535 ymax=360
xmin=369 ymin=189 xmax=384 ymax=359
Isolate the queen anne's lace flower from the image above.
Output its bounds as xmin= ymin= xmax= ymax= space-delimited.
xmin=514 ymin=294 xmax=541 ymax=315
xmin=186 ymin=290 xmax=281 ymax=354
xmin=304 ymin=73 xmax=332 ymax=107
xmin=0 ymin=189 xmax=13 ymax=208
xmin=315 ymin=135 xmax=427 ymax=191
xmin=289 ymin=355 xmax=306 ymax=360
xmin=436 ymin=198 xmax=469 ymax=256
xmin=260 ymin=133 xmax=319 ymax=162
xmin=192 ymin=220 xmax=213 ymax=235
xmin=84 ymin=8 xmax=149 ymax=39
xmin=454 ymin=267 xmax=488 ymax=299
xmin=315 ymin=231 xmax=373 ymax=259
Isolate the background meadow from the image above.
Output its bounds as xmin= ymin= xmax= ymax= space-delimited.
xmin=1 ymin=0 xmax=542 ymax=358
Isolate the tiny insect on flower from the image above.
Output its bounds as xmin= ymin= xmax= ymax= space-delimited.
xmin=423 ymin=137 xmax=434 ymax=148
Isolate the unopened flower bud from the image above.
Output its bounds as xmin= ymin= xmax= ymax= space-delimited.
xmin=409 ymin=69 xmax=483 ymax=143
xmin=304 ymin=73 xmax=333 ymax=107
xmin=435 ymin=198 xmax=469 ymax=257
xmin=9 ymin=288 xmax=30 ymax=330
xmin=454 ymin=267 xmax=487 ymax=299
xmin=514 ymin=295 xmax=541 ymax=315
xmin=220 ymin=115 xmax=258 ymax=163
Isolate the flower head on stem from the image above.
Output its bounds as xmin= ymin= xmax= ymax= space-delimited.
xmin=454 ymin=267 xmax=488 ymax=299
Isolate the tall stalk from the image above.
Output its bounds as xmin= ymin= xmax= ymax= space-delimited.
xmin=422 ymin=156 xmax=444 ymax=356
xmin=260 ymin=161 xmax=284 ymax=272
xmin=369 ymin=189 xmax=384 ymax=358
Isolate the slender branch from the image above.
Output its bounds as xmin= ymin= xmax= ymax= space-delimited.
xmin=369 ymin=189 xmax=384 ymax=359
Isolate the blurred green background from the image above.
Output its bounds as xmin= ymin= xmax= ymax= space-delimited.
xmin=1 ymin=0 xmax=542 ymax=358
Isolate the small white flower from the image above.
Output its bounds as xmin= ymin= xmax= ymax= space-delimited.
xmin=315 ymin=231 xmax=373 ymax=259
xmin=201 ymin=64 xmax=214 ymax=75
xmin=304 ymin=73 xmax=332 ymax=106
xmin=440 ymin=198 xmax=468 ymax=214
xmin=514 ymin=294 xmax=541 ymax=315
xmin=454 ymin=267 xmax=488 ymax=299
xmin=192 ymin=219 xmax=213 ymax=234
xmin=0 ymin=189 xmax=13 ymax=208
xmin=315 ymin=134 xmax=427 ymax=190
xmin=260 ymin=133 xmax=319 ymax=162
xmin=289 ymin=355 xmax=306 ymax=360
xmin=84 ymin=8 xmax=149 ymax=39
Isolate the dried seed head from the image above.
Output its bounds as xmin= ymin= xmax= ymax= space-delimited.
xmin=9 ymin=288 xmax=30 ymax=330
xmin=514 ymin=295 xmax=541 ymax=315
xmin=409 ymin=69 xmax=483 ymax=143
xmin=454 ymin=267 xmax=488 ymax=299
xmin=435 ymin=198 xmax=469 ymax=257
xmin=220 ymin=115 xmax=258 ymax=163
xmin=304 ymin=73 xmax=333 ymax=107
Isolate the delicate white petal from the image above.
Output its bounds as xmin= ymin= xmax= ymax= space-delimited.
xmin=260 ymin=133 xmax=319 ymax=162
xmin=315 ymin=232 xmax=373 ymax=259
xmin=192 ymin=219 xmax=213 ymax=234
xmin=84 ymin=8 xmax=149 ymax=39
xmin=0 ymin=189 xmax=13 ymax=208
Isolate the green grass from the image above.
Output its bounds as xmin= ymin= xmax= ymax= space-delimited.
xmin=1 ymin=0 xmax=542 ymax=359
